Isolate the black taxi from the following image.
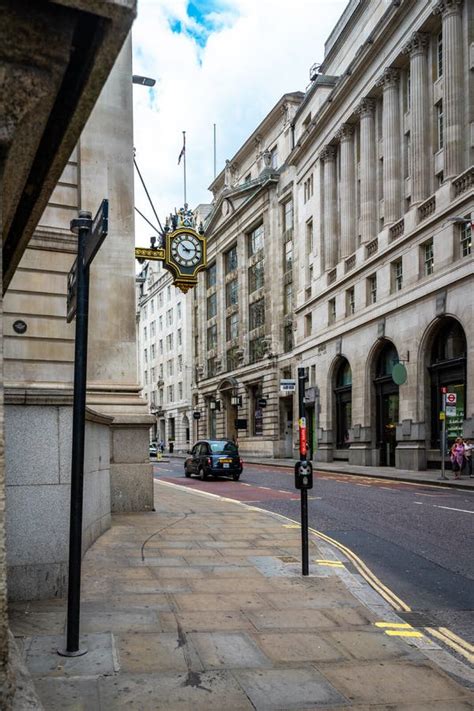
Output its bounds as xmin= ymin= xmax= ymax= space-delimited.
xmin=184 ymin=439 xmax=243 ymax=481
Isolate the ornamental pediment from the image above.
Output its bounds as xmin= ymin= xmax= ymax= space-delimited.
xmin=205 ymin=172 xmax=279 ymax=233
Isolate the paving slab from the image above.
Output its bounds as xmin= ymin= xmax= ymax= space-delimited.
xmin=234 ymin=667 xmax=348 ymax=710
xmin=320 ymin=660 xmax=472 ymax=705
xmin=116 ymin=632 xmax=193 ymax=673
xmin=34 ymin=677 xmax=101 ymax=711
xmin=159 ymin=611 xmax=257 ymax=633
xmin=252 ymin=632 xmax=347 ymax=664
xmin=98 ymin=670 xmax=254 ymax=710
xmin=172 ymin=592 xmax=268 ymax=612
xmin=189 ymin=632 xmax=271 ymax=669
xmin=25 ymin=633 xmax=117 ymax=677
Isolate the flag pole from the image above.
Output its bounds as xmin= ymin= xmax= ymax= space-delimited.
xmin=213 ymin=124 xmax=216 ymax=179
xmin=182 ymin=130 xmax=187 ymax=205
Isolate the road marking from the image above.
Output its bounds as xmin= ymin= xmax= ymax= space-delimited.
xmin=385 ymin=629 xmax=424 ymax=638
xmin=426 ymin=627 xmax=474 ymax=664
xmin=381 ymin=487 xmax=394 ymax=490
xmin=375 ymin=622 xmax=412 ymax=629
xmin=375 ymin=622 xmax=423 ymax=639
xmin=282 ymin=524 xmax=300 ymax=529
xmin=278 ymin=489 xmax=288 ymax=493
xmin=356 ymin=483 xmax=370 ymax=487
xmin=434 ymin=505 xmax=474 ymax=514
xmin=315 ymin=559 xmax=344 ymax=568
xmin=413 ymin=502 xmax=423 ymax=505
xmin=437 ymin=627 xmax=474 ymax=654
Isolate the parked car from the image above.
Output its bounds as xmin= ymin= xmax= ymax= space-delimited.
xmin=184 ymin=440 xmax=243 ymax=481
xmin=149 ymin=441 xmax=157 ymax=458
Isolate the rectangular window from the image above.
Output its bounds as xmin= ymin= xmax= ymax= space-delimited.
xmin=166 ymin=333 xmax=173 ymax=350
xmin=460 ymin=221 xmax=472 ymax=257
xmin=328 ymin=298 xmax=336 ymax=325
xmin=151 ymin=367 xmax=155 ymax=382
xmin=167 ymin=359 xmax=173 ymax=376
xmin=150 ymin=344 xmax=155 ymax=360
xmin=207 ymin=324 xmax=217 ymax=350
xmin=248 ymin=224 xmax=264 ymax=256
xmin=226 ymin=346 xmax=240 ymax=371
xmin=166 ymin=308 xmax=173 ymax=326
xmin=167 ymin=285 xmax=171 ymax=301
xmin=143 ymin=326 xmax=147 ymax=341
xmin=178 ymin=354 xmax=183 ymax=372
xmin=159 ymin=363 xmax=163 ymax=379
xmin=249 ymin=336 xmax=266 ymax=364
xmin=207 ymin=357 xmax=217 ymax=378
xmin=225 ymin=245 xmax=238 ymax=273
xmin=249 ymin=298 xmax=265 ymax=330
xmin=437 ymin=101 xmax=444 ymax=150
xmin=306 ymin=219 xmax=313 ymax=254
xmin=423 ymin=240 xmax=434 ymax=276
xmin=177 ymin=328 xmax=182 ymax=346
xmin=367 ymin=274 xmax=377 ymax=304
xmin=177 ymin=302 xmax=182 ymax=320
xmin=158 ymin=292 xmax=163 ymax=307
xmin=144 ymin=370 xmax=148 ymax=385
xmin=284 ymin=282 xmax=293 ymax=315
xmin=226 ymin=278 xmax=239 ymax=306
xmin=207 ymin=263 xmax=217 ymax=288
xmin=270 ymin=146 xmax=278 ymax=169
xmin=167 ymin=385 xmax=174 ymax=402
xmin=226 ymin=312 xmax=239 ymax=341
xmin=283 ymin=324 xmax=293 ymax=352
xmin=304 ymin=313 xmax=312 ymax=337
xmin=392 ymin=259 xmax=403 ymax=292
xmin=144 ymin=348 xmax=148 ymax=363
xmin=283 ymin=199 xmax=293 ymax=233
xmin=283 ymin=240 xmax=293 ymax=273
xmin=346 ymin=287 xmax=355 ymax=316
xmin=150 ymin=321 xmax=155 ymax=338
xmin=437 ymin=31 xmax=443 ymax=79
xmin=159 ymin=339 xmax=163 ymax=354
xmin=159 ymin=315 xmax=163 ymax=331
xmin=178 ymin=382 xmax=183 ymax=400
xmin=207 ymin=292 xmax=217 ymax=319
xmin=248 ymin=260 xmax=264 ymax=293
xmin=150 ymin=298 xmax=155 ymax=313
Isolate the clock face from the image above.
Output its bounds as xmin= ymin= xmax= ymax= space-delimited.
xmin=170 ymin=232 xmax=203 ymax=268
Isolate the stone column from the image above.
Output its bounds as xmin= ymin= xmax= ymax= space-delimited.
xmin=377 ymin=68 xmax=401 ymax=224
xmin=336 ymin=124 xmax=356 ymax=257
xmin=320 ymin=145 xmax=338 ymax=269
xmin=433 ymin=0 xmax=463 ymax=178
xmin=403 ymin=32 xmax=430 ymax=203
xmin=356 ymin=98 xmax=376 ymax=243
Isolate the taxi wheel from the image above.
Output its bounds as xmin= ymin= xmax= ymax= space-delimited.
xmin=199 ymin=467 xmax=207 ymax=481
xmin=184 ymin=466 xmax=191 ymax=478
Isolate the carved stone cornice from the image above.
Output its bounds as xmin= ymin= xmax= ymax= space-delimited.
xmin=355 ymin=97 xmax=376 ymax=118
xmin=432 ymin=0 xmax=463 ymax=18
xmin=335 ymin=123 xmax=354 ymax=143
xmin=319 ymin=145 xmax=337 ymax=161
xmin=376 ymin=67 xmax=400 ymax=90
xmin=402 ymin=31 xmax=430 ymax=57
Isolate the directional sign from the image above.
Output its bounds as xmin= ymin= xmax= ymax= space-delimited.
xmin=446 ymin=392 xmax=457 ymax=405
xmin=66 ymin=258 xmax=78 ymax=323
xmin=84 ymin=199 xmax=109 ymax=268
xmin=193 ymin=411 xmax=201 ymax=420
xmin=446 ymin=405 xmax=457 ymax=417
xmin=280 ymin=379 xmax=296 ymax=393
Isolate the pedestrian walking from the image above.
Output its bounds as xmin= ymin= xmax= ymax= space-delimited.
xmin=450 ymin=437 xmax=465 ymax=479
xmin=464 ymin=438 xmax=473 ymax=477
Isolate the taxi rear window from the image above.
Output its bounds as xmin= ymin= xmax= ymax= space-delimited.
xmin=209 ymin=441 xmax=238 ymax=455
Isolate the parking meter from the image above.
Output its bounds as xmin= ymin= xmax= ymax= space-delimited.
xmin=294 ymin=460 xmax=313 ymax=490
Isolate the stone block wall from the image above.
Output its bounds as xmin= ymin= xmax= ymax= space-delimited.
xmin=5 ymin=405 xmax=111 ymax=600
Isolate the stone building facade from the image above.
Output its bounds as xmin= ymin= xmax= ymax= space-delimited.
xmin=194 ymin=0 xmax=473 ymax=470
xmin=292 ymin=0 xmax=473 ymax=470
xmin=136 ymin=260 xmax=194 ymax=452
xmin=192 ymin=93 xmax=304 ymax=458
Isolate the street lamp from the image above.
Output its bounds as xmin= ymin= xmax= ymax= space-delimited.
xmin=132 ymin=75 xmax=156 ymax=87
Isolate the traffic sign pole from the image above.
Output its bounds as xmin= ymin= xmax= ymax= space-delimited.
xmin=298 ymin=367 xmax=309 ymax=576
xmin=439 ymin=387 xmax=448 ymax=481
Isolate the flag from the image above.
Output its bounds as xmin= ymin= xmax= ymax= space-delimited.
xmin=178 ymin=132 xmax=186 ymax=164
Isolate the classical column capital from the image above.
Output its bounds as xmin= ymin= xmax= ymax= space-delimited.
xmin=319 ymin=144 xmax=337 ymax=161
xmin=355 ymin=97 xmax=376 ymax=118
xmin=432 ymin=0 xmax=463 ymax=18
xmin=402 ymin=31 xmax=430 ymax=57
xmin=335 ymin=123 xmax=354 ymax=143
xmin=376 ymin=67 xmax=400 ymax=90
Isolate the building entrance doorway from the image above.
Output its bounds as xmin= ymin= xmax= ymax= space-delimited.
xmin=374 ymin=342 xmax=399 ymax=466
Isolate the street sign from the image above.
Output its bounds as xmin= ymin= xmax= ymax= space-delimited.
xmin=84 ymin=199 xmax=109 ymax=268
xmin=446 ymin=392 xmax=457 ymax=405
xmin=66 ymin=258 xmax=78 ymax=323
xmin=257 ymin=398 xmax=267 ymax=408
xmin=446 ymin=405 xmax=457 ymax=417
xmin=280 ymin=379 xmax=296 ymax=393
xmin=193 ymin=411 xmax=201 ymax=420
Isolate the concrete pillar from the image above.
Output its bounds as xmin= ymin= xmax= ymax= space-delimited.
xmin=377 ymin=68 xmax=401 ymax=225
xmin=433 ymin=0 xmax=463 ymax=178
xmin=355 ymin=98 xmax=377 ymax=243
xmin=403 ymin=32 xmax=430 ymax=203
xmin=320 ymin=145 xmax=338 ymax=269
xmin=336 ymin=124 xmax=356 ymax=257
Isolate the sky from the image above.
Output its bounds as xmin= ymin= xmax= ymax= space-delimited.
xmin=132 ymin=0 xmax=348 ymax=246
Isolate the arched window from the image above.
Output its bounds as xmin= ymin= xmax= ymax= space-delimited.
xmin=429 ymin=318 xmax=466 ymax=448
xmin=374 ymin=342 xmax=399 ymax=466
xmin=334 ymin=358 xmax=352 ymax=448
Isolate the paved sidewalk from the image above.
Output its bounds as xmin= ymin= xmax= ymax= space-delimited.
xmin=166 ymin=452 xmax=474 ymax=490
xmin=11 ymin=480 xmax=474 ymax=710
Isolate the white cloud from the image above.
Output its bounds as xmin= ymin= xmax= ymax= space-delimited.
xmin=132 ymin=0 xmax=347 ymax=245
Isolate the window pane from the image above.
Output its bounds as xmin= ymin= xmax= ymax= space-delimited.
xmin=249 ymin=298 xmax=265 ymax=330
xmin=248 ymin=224 xmax=264 ymax=256
xmin=225 ymin=246 xmax=238 ymax=272
xmin=248 ymin=260 xmax=264 ymax=292
xmin=226 ymin=278 xmax=238 ymax=306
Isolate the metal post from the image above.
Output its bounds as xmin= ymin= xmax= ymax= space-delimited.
xmin=298 ymin=367 xmax=309 ymax=576
xmin=58 ymin=211 xmax=92 ymax=657
xmin=440 ymin=390 xmax=448 ymax=480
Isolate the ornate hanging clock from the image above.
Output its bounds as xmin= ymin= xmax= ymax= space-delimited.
xmin=135 ymin=204 xmax=207 ymax=293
